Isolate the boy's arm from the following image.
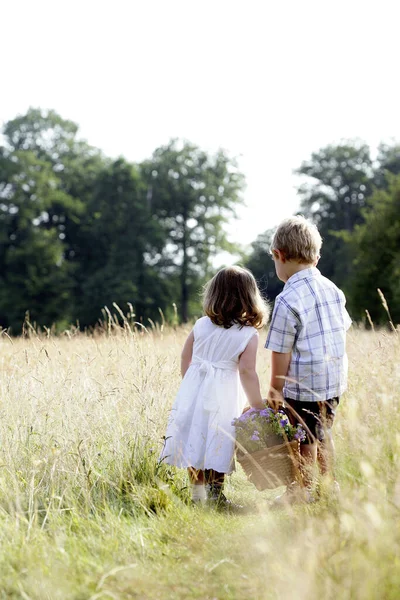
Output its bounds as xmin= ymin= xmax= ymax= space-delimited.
xmin=239 ymin=335 xmax=264 ymax=410
xmin=265 ymin=298 xmax=298 ymax=411
xmin=268 ymin=351 xmax=291 ymax=410
xmin=181 ymin=331 xmax=194 ymax=377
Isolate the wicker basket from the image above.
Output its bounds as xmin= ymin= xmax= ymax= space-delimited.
xmin=236 ymin=440 xmax=299 ymax=491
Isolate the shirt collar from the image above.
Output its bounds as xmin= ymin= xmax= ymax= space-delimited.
xmin=284 ymin=267 xmax=320 ymax=290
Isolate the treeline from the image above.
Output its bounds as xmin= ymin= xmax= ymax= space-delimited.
xmin=0 ymin=109 xmax=243 ymax=331
xmin=248 ymin=141 xmax=400 ymax=325
xmin=1 ymin=109 xmax=399 ymax=332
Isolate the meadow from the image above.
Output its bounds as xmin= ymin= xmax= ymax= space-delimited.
xmin=0 ymin=321 xmax=399 ymax=599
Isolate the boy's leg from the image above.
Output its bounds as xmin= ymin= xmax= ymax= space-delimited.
xmin=272 ymin=400 xmax=319 ymax=506
xmin=286 ymin=399 xmax=319 ymax=485
xmin=318 ymin=432 xmax=335 ymax=475
xmin=316 ymin=399 xmax=340 ymax=491
xmin=299 ymin=442 xmax=318 ymax=488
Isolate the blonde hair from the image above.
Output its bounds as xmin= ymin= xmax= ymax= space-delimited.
xmin=202 ymin=266 xmax=269 ymax=329
xmin=271 ymin=215 xmax=322 ymax=264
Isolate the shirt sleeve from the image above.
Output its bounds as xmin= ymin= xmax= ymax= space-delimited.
xmin=344 ymin=308 xmax=352 ymax=331
xmin=340 ymin=290 xmax=352 ymax=330
xmin=265 ymin=298 xmax=299 ymax=353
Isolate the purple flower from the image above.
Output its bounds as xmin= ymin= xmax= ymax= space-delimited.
xmin=251 ymin=431 xmax=260 ymax=441
xmin=294 ymin=426 xmax=306 ymax=442
xmin=260 ymin=408 xmax=273 ymax=419
xmin=238 ymin=408 xmax=257 ymax=422
xmin=279 ymin=416 xmax=289 ymax=427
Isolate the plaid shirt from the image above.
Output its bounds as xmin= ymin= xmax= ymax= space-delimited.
xmin=265 ymin=267 xmax=351 ymax=402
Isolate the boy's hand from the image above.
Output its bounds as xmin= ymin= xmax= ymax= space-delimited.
xmin=267 ymin=388 xmax=283 ymax=412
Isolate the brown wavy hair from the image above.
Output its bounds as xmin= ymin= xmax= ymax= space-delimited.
xmin=202 ymin=266 xmax=269 ymax=329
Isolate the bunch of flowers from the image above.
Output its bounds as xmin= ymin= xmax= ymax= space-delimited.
xmin=232 ymin=406 xmax=306 ymax=454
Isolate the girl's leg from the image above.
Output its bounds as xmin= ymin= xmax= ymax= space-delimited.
xmin=205 ymin=469 xmax=225 ymax=498
xmin=187 ymin=468 xmax=207 ymax=503
xmin=205 ymin=469 xmax=227 ymax=503
xmin=188 ymin=468 xmax=205 ymax=484
xmin=205 ymin=469 xmax=225 ymax=486
xmin=205 ymin=469 xmax=243 ymax=511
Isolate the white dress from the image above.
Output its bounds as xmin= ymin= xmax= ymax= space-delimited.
xmin=160 ymin=316 xmax=258 ymax=473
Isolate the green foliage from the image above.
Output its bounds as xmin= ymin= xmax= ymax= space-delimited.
xmin=244 ymin=229 xmax=283 ymax=303
xmin=0 ymin=111 xmax=244 ymax=331
xmin=294 ymin=139 xmax=400 ymax=323
xmin=78 ymin=158 xmax=171 ymax=326
xmin=374 ymin=143 xmax=400 ymax=188
xmin=295 ymin=141 xmax=373 ymax=287
xmin=141 ymin=140 xmax=244 ymax=321
xmin=0 ymin=147 xmax=76 ymax=329
xmin=0 ymin=109 xmax=108 ymax=330
xmin=2 ymin=107 xmax=400 ymax=331
xmin=345 ymin=174 xmax=400 ymax=323
xmin=3 ymin=108 xmax=78 ymax=159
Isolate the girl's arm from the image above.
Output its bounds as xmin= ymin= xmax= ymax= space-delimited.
xmin=181 ymin=331 xmax=194 ymax=378
xmin=239 ymin=335 xmax=264 ymax=410
xmin=268 ymin=350 xmax=291 ymax=410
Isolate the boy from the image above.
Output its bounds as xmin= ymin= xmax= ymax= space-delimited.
xmin=265 ymin=216 xmax=351 ymax=504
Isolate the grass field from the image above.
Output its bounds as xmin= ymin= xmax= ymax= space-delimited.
xmin=0 ymin=323 xmax=400 ymax=599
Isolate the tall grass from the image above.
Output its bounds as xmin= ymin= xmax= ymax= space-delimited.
xmin=0 ymin=323 xmax=399 ymax=598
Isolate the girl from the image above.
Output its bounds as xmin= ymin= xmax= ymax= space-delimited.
xmin=160 ymin=266 xmax=269 ymax=507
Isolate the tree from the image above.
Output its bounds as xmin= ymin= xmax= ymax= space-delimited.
xmin=295 ymin=142 xmax=373 ymax=287
xmin=2 ymin=108 xmax=107 ymax=300
xmin=79 ymin=159 xmax=170 ymax=325
xmin=0 ymin=148 xmax=74 ymax=330
xmin=373 ymin=143 xmax=400 ymax=189
xmin=1 ymin=111 xmax=247 ymax=330
xmin=0 ymin=109 xmax=110 ymax=328
xmin=345 ymin=174 xmax=400 ymax=324
xmin=245 ymin=230 xmax=283 ymax=303
xmin=141 ymin=140 xmax=244 ymax=321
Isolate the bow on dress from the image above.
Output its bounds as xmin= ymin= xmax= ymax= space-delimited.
xmin=191 ymin=357 xmax=238 ymax=412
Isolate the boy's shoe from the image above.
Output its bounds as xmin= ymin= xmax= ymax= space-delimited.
xmin=271 ymin=482 xmax=315 ymax=507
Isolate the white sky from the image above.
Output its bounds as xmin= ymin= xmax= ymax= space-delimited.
xmin=1 ymin=0 xmax=399 ymax=250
